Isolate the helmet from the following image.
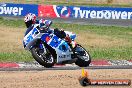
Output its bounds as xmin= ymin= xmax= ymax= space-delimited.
xmin=24 ymin=13 xmax=36 ymax=28
xmin=39 ymin=19 xmax=52 ymax=30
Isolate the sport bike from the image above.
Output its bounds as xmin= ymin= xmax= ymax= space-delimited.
xmin=23 ymin=24 xmax=91 ymax=68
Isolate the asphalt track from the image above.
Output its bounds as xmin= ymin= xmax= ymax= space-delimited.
xmin=49 ymin=18 xmax=132 ymax=27
xmin=0 ymin=65 xmax=132 ymax=71
xmin=4 ymin=17 xmax=132 ymax=27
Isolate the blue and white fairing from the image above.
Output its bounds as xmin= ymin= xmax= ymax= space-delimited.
xmin=23 ymin=24 xmax=42 ymax=50
xmin=23 ymin=25 xmax=76 ymax=63
xmin=44 ymin=34 xmax=72 ymax=63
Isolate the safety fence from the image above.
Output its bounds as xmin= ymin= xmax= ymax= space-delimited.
xmin=0 ymin=3 xmax=132 ymax=20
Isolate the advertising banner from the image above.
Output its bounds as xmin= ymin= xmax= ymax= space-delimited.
xmin=1 ymin=3 xmax=132 ymax=20
xmin=0 ymin=3 xmax=38 ymax=16
xmin=38 ymin=5 xmax=132 ymax=20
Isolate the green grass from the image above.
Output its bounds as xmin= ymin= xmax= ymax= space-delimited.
xmin=0 ymin=17 xmax=25 ymax=28
xmin=0 ymin=51 xmax=32 ymax=62
xmin=0 ymin=17 xmax=131 ymax=62
xmin=91 ymin=47 xmax=132 ymax=60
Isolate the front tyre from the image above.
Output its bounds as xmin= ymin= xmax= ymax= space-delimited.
xmin=74 ymin=44 xmax=91 ymax=67
xmin=31 ymin=44 xmax=55 ymax=68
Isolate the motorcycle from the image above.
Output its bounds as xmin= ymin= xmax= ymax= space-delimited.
xmin=23 ymin=24 xmax=91 ymax=68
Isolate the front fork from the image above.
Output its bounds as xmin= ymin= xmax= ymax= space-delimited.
xmin=39 ymin=42 xmax=47 ymax=54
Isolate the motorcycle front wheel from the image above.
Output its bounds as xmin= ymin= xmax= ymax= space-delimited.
xmin=74 ymin=44 xmax=91 ymax=67
xmin=31 ymin=43 xmax=55 ymax=68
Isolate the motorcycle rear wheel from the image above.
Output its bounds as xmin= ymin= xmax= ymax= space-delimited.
xmin=74 ymin=44 xmax=91 ymax=67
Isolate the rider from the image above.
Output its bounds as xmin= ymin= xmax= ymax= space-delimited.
xmin=24 ymin=13 xmax=76 ymax=48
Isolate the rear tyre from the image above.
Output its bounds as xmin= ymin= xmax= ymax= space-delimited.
xmin=31 ymin=43 xmax=56 ymax=68
xmin=74 ymin=44 xmax=91 ymax=67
